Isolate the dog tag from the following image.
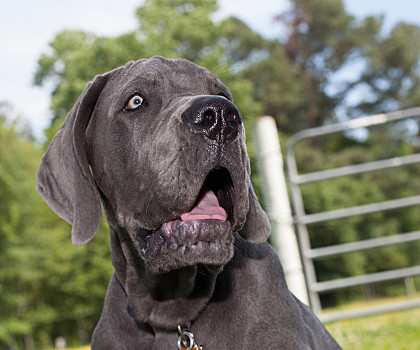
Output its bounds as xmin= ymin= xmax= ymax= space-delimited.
xmin=177 ymin=326 xmax=204 ymax=350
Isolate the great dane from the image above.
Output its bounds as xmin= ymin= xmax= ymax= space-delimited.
xmin=37 ymin=57 xmax=340 ymax=349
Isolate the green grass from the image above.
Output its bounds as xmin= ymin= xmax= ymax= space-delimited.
xmin=325 ymin=296 xmax=420 ymax=350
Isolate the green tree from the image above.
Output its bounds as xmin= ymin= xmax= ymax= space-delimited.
xmin=243 ymin=0 xmax=420 ymax=133
xmin=0 ymin=105 xmax=113 ymax=349
xmin=0 ymin=108 xmax=50 ymax=349
xmin=135 ymin=0 xmax=220 ymax=62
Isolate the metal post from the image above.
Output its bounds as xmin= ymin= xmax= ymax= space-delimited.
xmin=254 ymin=116 xmax=309 ymax=305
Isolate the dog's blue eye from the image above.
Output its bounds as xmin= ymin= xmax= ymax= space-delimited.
xmin=124 ymin=94 xmax=143 ymax=111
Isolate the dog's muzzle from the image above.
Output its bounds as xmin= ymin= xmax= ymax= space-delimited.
xmin=136 ymin=168 xmax=236 ymax=274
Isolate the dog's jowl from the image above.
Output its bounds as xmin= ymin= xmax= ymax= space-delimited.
xmin=37 ymin=57 xmax=341 ymax=349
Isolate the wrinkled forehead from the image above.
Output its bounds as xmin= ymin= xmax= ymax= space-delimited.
xmin=112 ymin=57 xmax=232 ymax=99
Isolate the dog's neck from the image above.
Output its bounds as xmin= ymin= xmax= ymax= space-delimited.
xmin=108 ymin=226 xmax=218 ymax=330
xmin=147 ymin=266 xmax=198 ymax=300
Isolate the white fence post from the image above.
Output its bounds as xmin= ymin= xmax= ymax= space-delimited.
xmin=254 ymin=115 xmax=309 ymax=305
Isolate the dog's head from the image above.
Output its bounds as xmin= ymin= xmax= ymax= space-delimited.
xmin=37 ymin=57 xmax=270 ymax=274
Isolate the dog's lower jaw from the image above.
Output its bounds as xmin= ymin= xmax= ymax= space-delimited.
xmin=136 ymin=220 xmax=235 ymax=275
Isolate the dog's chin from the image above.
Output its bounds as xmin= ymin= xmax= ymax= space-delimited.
xmin=136 ymin=219 xmax=234 ymax=275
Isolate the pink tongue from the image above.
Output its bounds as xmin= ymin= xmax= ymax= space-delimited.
xmin=180 ymin=189 xmax=227 ymax=222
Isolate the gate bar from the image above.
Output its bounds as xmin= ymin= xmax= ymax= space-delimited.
xmin=295 ymin=153 xmax=420 ymax=184
xmin=308 ymin=230 xmax=420 ymax=259
xmin=312 ymin=265 xmax=420 ymax=293
xmin=299 ymin=195 xmax=420 ymax=225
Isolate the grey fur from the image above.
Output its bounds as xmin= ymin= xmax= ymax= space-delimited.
xmin=37 ymin=57 xmax=341 ymax=349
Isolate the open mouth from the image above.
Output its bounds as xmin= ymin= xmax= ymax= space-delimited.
xmin=203 ymin=167 xmax=235 ymax=223
xmin=136 ymin=167 xmax=236 ymax=274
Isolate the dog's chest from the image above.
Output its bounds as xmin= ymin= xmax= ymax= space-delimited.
xmin=150 ymin=331 xmax=177 ymax=349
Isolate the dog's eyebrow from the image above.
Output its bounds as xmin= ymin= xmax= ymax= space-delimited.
xmin=124 ymin=74 xmax=160 ymax=89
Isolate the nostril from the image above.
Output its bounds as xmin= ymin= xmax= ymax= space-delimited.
xmin=227 ymin=111 xmax=241 ymax=127
xmin=190 ymin=109 xmax=216 ymax=125
xmin=204 ymin=109 xmax=215 ymax=123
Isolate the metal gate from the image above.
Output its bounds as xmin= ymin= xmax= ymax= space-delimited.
xmin=285 ymin=106 xmax=420 ymax=322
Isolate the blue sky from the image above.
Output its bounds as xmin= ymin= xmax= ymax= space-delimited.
xmin=1 ymin=0 xmax=419 ymax=140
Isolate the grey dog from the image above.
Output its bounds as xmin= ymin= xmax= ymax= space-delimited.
xmin=37 ymin=57 xmax=341 ymax=349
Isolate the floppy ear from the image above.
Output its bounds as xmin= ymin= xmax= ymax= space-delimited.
xmin=239 ymin=184 xmax=271 ymax=242
xmin=36 ymin=73 xmax=110 ymax=247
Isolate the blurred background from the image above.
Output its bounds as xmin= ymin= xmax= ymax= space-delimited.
xmin=1 ymin=0 xmax=420 ymax=349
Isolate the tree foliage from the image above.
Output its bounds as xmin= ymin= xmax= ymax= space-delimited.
xmin=0 ymin=107 xmax=113 ymax=349
xmin=244 ymin=0 xmax=420 ymax=133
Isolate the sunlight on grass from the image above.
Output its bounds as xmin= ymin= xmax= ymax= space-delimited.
xmin=326 ymin=307 xmax=420 ymax=350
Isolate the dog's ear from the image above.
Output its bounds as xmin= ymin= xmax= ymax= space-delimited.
xmin=36 ymin=73 xmax=110 ymax=247
xmin=239 ymin=184 xmax=271 ymax=242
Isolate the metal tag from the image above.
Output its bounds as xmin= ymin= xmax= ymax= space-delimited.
xmin=177 ymin=325 xmax=204 ymax=350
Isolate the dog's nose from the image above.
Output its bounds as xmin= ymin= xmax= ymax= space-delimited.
xmin=181 ymin=96 xmax=242 ymax=142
